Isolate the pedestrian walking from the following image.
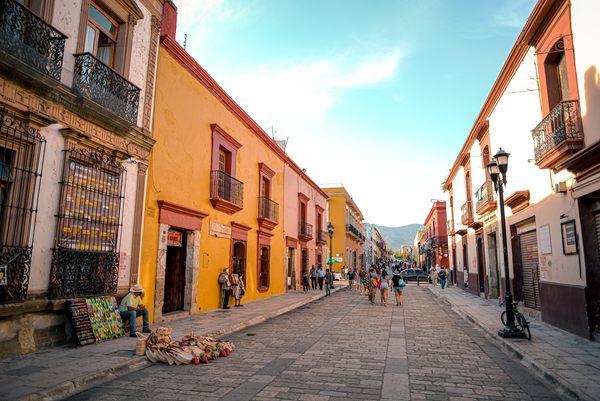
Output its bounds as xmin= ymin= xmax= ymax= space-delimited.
xmin=218 ymin=267 xmax=231 ymax=309
xmin=302 ymin=270 xmax=309 ymax=292
xmin=368 ymin=268 xmax=379 ymax=304
xmin=309 ymin=265 xmax=317 ymax=289
xmin=317 ymin=266 xmax=325 ymax=290
xmin=379 ymin=269 xmax=390 ymax=307
xmin=439 ymin=267 xmax=448 ymax=290
xmin=324 ymin=269 xmax=333 ymax=296
xmin=464 ymin=268 xmax=469 ymax=288
xmin=431 ymin=268 xmax=438 ymax=287
xmin=391 ymin=271 xmax=406 ymax=306
xmin=348 ymin=268 xmax=356 ymax=290
xmin=358 ymin=268 xmax=366 ymax=294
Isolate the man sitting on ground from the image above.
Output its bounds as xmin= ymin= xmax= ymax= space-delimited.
xmin=119 ymin=284 xmax=151 ymax=337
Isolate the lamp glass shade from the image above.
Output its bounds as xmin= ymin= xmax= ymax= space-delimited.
xmin=486 ymin=159 xmax=499 ymax=176
xmin=327 ymin=223 xmax=334 ymax=234
xmin=494 ymin=148 xmax=509 ymax=174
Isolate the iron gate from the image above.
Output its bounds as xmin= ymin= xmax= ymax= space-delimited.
xmin=48 ymin=147 xmax=126 ymax=299
xmin=0 ymin=104 xmax=46 ymax=304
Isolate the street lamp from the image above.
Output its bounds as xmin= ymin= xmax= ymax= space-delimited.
xmin=486 ymin=148 xmax=526 ymax=339
xmin=327 ymin=223 xmax=335 ymax=275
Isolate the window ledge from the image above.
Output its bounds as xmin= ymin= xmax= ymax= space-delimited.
xmin=257 ymin=287 xmax=269 ymax=293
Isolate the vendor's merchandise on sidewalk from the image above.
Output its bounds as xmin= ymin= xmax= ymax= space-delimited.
xmin=139 ymin=327 xmax=235 ymax=366
xmin=67 ymin=297 xmax=126 ymax=346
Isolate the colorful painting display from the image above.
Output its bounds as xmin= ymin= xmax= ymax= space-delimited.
xmin=68 ymin=296 xmax=125 ymax=347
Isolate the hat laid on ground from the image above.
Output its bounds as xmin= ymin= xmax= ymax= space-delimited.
xmin=130 ymin=284 xmax=144 ymax=292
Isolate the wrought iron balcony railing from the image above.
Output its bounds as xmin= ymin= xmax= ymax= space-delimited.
xmin=72 ymin=53 xmax=141 ymax=125
xmin=299 ymin=222 xmax=313 ymax=238
xmin=211 ymin=170 xmax=243 ymax=208
xmin=258 ymin=196 xmax=278 ymax=223
xmin=431 ymin=236 xmax=448 ymax=248
xmin=447 ymin=219 xmax=454 ymax=234
xmin=532 ymin=100 xmax=583 ymax=162
xmin=319 ymin=230 xmax=327 ymax=243
xmin=475 ymin=181 xmax=496 ymax=214
xmin=461 ymin=201 xmax=473 ymax=225
xmin=0 ymin=0 xmax=67 ymax=81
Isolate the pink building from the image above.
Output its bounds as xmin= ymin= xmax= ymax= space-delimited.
xmin=283 ymin=160 xmax=328 ymax=291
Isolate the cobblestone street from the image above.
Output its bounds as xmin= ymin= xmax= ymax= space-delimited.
xmin=68 ymin=286 xmax=561 ymax=401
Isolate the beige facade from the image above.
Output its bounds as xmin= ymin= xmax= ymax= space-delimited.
xmin=0 ymin=0 xmax=162 ymax=358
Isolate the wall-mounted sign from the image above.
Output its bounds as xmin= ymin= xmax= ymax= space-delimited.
xmin=561 ymin=220 xmax=578 ymax=255
xmin=167 ymin=230 xmax=183 ymax=247
xmin=210 ymin=221 xmax=231 ymax=239
xmin=517 ymin=219 xmax=536 ymax=234
xmin=0 ymin=265 xmax=6 ymax=286
xmin=539 ymin=224 xmax=552 ymax=255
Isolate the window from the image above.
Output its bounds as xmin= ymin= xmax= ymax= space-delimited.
xmin=232 ymin=241 xmax=246 ymax=285
xmin=84 ymin=2 xmax=119 ymax=68
xmin=259 ymin=246 xmax=270 ymax=288
xmin=219 ymin=149 xmax=226 ymax=173
xmin=210 ymin=125 xmax=243 ymax=213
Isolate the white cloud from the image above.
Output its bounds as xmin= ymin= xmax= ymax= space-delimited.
xmin=224 ymin=52 xmax=401 ymax=123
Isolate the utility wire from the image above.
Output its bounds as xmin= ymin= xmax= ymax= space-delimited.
xmin=400 ymin=169 xmax=450 ymax=183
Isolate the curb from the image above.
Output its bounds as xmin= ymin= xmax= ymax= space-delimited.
xmin=428 ymin=287 xmax=590 ymax=401
xmin=18 ymin=286 xmax=346 ymax=401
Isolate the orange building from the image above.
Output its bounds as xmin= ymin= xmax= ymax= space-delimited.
xmin=140 ymin=1 xmax=287 ymax=323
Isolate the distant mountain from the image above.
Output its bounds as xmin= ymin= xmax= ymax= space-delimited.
xmin=371 ymin=223 xmax=425 ymax=251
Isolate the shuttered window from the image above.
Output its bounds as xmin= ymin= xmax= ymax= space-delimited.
xmin=519 ymin=230 xmax=541 ymax=310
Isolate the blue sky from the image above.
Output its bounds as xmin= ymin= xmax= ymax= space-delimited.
xmin=173 ymin=0 xmax=536 ymax=228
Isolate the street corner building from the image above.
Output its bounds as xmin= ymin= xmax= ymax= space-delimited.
xmin=140 ymin=0 xmax=291 ymax=323
xmin=442 ymin=0 xmax=600 ymax=340
xmin=0 ymin=0 xmax=163 ymax=357
xmin=417 ymin=202 xmax=449 ymax=271
xmin=282 ymin=160 xmax=328 ymax=291
xmin=320 ymin=186 xmax=366 ymax=273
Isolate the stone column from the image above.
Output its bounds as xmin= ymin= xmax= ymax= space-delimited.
xmin=154 ymin=223 xmax=169 ymax=323
xmin=184 ymin=230 xmax=201 ymax=314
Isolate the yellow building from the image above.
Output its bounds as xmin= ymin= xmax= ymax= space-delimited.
xmin=140 ymin=3 xmax=287 ymax=323
xmin=321 ymin=186 xmax=365 ymax=273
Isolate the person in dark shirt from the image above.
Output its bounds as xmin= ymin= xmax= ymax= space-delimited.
xmin=392 ymin=271 xmax=406 ymax=306
xmin=348 ymin=268 xmax=356 ymax=290
xmin=302 ymin=270 xmax=309 ymax=292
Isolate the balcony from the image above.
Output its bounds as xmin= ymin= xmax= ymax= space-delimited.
xmin=461 ymin=201 xmax=473 ymax=225
xmin=346 ymin=224 xmax=361 ymax=240
xmin=317 ymin=230 xmax=327 ymax=245
xmin=533 ymin=100 xmax=583 ymax=170
xmin=431 ymin=236 xmax=448 ymax=248
xmin=475 ymin=181 xmax=496 ymax=215
xmin=447 ymin=219 xmax=454 ymax=236
xmin=257 ymin=196 xmax=278 ymax=231
xmin=0 ymin=0 xmax=67 ymax=81
xmin=298 ymin=222 xmax=313 ymax=242
xmin=72 ymin=53 xmax=141 ymax=125
xmin=210 ymin=170 xmax=243 ymax=215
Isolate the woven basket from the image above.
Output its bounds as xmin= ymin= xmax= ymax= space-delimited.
xmin=136 ymin=333 xmax=147 ymax=356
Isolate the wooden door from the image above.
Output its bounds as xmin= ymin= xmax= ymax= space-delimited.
xmin=163 ymin=230 xmax=186 ymax=313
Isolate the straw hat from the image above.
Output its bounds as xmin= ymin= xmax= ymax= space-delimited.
xmin=130 ymin=284 xmax=145 ymax=293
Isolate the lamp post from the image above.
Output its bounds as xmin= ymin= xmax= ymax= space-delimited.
xmin=327 ymin=223 xmax=335 ymax=275
xmin=486 ymin=148 xmax=526 ymax=339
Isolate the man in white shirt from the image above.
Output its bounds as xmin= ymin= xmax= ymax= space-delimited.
xmin=119 ymin=284 xmax=150 ymax=337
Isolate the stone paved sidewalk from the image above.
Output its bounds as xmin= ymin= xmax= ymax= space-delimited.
xmin=429 ymin=286 xmax=600 ymax=401
xmin=0 ymin=284 xmax=347 ymax=401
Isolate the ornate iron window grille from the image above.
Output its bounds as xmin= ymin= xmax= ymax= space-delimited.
xmin=0 ymin=104 xmax=46 ymax=304
xmin=461 ymin=201 xmax=473 ymax=224
xmin=72 ymin=53 xmax=141 ymax=125
xmin=301 ymin=248 xmax=309 ymax=273
xmin=210 ymin=170 xmax=243 ymax=207
xmin=0 ymin=0 xmax=67 ymax=81
xmin=48 ymin=147 xmax=127 ymax=299
xmin=258 ymin=196 xmax=279 ymax=223
xmin=232 ymin=240 xmax=246 ymax=286
xmin=319 ymin=229 xmax=327 ymax=243
xmin=532 ymin=100 xmax=582 ymax=161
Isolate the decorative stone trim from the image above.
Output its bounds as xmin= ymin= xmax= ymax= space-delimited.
xmin=505 ymin=190 xmax=530 ymax=214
